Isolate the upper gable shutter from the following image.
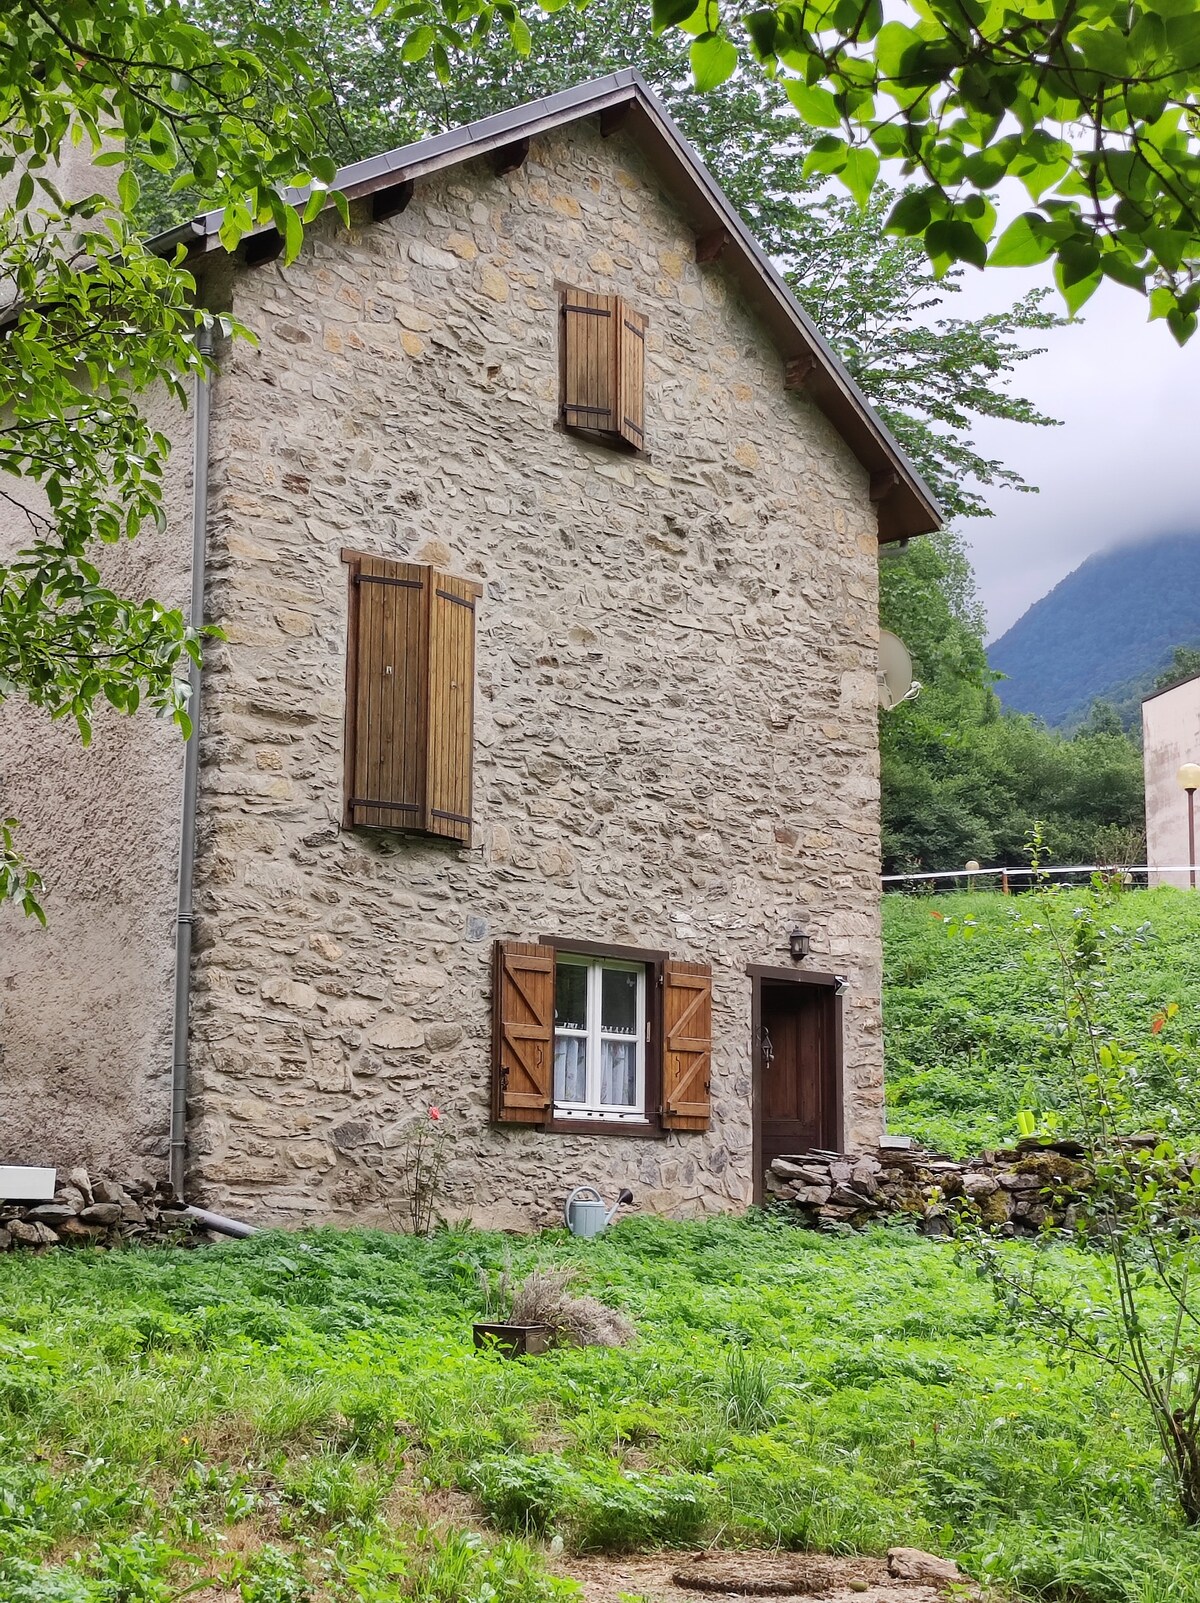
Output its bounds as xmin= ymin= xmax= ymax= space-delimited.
xmin=424 ymin=575 xmax=477 ymax=844
xmin=562 ymin=289 xmax=617 ymax=435
xmin=345 ymin=555 xmax=429 ymax=831
xmin=662 ymin=960 xmax=713 ymax=1130
xmin=616 ymin=300 xmax=646 ymax=451
xmin=492 ymin=941 xmax=554 ymax=1124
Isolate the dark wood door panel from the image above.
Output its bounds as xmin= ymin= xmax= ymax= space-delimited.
xmin=758 ymin=981 xmax=837 ymax=1163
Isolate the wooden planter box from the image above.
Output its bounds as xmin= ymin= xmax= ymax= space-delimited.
xmin=472 ymin=1321 xmax=552 ymax=1357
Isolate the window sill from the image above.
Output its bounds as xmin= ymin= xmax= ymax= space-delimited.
xmin=545 ymin=1118 xmax=666 ymax=1140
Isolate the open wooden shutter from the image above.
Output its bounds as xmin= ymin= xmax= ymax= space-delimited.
xmin=662 ymin=960 xmax=713 ymax=1130
xmin=425 ymin=575 xmax=477 ymax=844
xmin=492 ymin=941 xmax=554 ymax=1124
xmin=562 ymin=289 xmax=617 ymax=435
xmin=343 ymin=552 xmax=480 ymax=843
xmin=616 ymin=300 xmax=646 ymax=451
xmin=344 ymin=554 xmax=428 ymax=831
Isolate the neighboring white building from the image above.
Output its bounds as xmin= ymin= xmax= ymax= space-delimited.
xmin=1143 ymin=672 xmax=1200 ymax=887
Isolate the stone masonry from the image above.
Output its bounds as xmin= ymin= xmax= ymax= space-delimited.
xmin=185 ymin=116 xmax=887 ymax=1229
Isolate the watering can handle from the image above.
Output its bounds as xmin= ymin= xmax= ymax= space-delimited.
xmin=564 ymin=1185 xmax=603 ymax=1228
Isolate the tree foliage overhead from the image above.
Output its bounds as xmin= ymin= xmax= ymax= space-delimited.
xmin=647 ymin=0 xmax=1200 ymax=341
xmin=179 ymin=0 xmax=1064 ymax=521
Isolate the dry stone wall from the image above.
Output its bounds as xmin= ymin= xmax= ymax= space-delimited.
xmin=187 ymin=118 xmax=887 ymax=1230
xmin=766 ymin=1141 xmax=1094 ymax=1234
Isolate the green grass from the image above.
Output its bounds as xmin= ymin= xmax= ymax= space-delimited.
xmin=883 ymin=884 xmax=1200 ymax=1155
xmin=3 ymin=1217 xmax=1200 ymax=1603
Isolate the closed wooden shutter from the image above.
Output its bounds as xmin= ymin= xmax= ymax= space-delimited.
xmin=662 ymin=960 xmax=713 ymax=1130
xmin=425 ymin=575 xmax=477 ymax=844
xmin=345 ymin=555 xmax=428 ymax=831
xmin=342 ymin=551 xmax=480 ymax=843
xmin=616 ymin=301 xmax=647 ymax=451
xmin=562 ymin=289 xmax=617 ymax=435
xmin=492 ymin=941 xmax=555 ymax=1124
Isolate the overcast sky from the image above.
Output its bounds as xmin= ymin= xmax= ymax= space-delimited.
xmin=943 ymin=265 xmax=1200 ymax=642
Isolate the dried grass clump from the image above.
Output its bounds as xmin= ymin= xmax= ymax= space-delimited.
xmin=508 ymin=1266 xmax=636 ymax=1349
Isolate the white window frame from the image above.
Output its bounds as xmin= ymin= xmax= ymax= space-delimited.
xmin=553 ymin=954 xmax=647 ymax=1122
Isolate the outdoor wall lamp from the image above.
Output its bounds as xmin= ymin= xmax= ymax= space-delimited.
xmin=834 ymin=976 xmax=850 ymax=996
xmin=786 ymin=926 xmax=811 ymax=961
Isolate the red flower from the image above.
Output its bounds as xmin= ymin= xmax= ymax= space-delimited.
xmin=428 ymin=1106 xmax=442 ymax=1120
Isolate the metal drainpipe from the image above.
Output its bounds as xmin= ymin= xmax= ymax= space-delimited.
xmin=169 ymin=323 xmax=214 ymax=1202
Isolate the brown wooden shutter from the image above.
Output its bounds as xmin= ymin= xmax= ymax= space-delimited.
xmin=616 ymin=300 xmax=646 ymax=451
xmin=562 ymin=289 xmax=617 ymax=434
xmin=662 ymin=960 xmax=713 ymax=1130
xmin=424 ymin=575 xmax=477 ymax=843
xmin=492 ymin=941 xmax=554 ymax=1124
xmin=344 ymin=554 xmax=429 ymax=832
xmin=343 ymin=551 xmax=480 ymax=843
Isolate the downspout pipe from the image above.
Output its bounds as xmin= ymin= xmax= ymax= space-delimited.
xmin=169 ymin=323 xmax=214 ymax=1202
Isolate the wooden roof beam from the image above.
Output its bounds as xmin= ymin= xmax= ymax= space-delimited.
xmin=372 ymin=178 xmax=414 ymax=222
xmin=492 ymin=137 xmax=530 ymax=176
xmin=784 ymin=351 xmax=816 ymax=391
xmin=695 ymin=227 xmax=730 ymax=264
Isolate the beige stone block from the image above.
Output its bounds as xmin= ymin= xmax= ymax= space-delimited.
xmin=478 ymin=263 xmax=509 ymax=302
xmin=255 ymin=749 xmax=283 ymax=771
xmin=310 ymin=933 xmax=344 ymax=962
xmin=589 ymin=249 xmax=614 ymax=275
xmin=394 ymin=963 xmax=448 ymax=991
xmin=400 ymin=330 xmax=426 ymax=359
xmin=370 ymin=1017 xmax=424 ymax=1051
xmin=551 ymin=194 xmax=582 ymax=219
xmin=275 ymin=609 xmax=314 ymax=636
xmin=659 ymin=248 xmax=684 ymax=281
xmin=415 ymin=538 xmax=453 ymax=567
xmin=261 ymin=978 xmax=319 ymax=1011
xmin=446 ymin=233 xmax=478 ymax=260
xmin=734 ymin=443 xmax=760 ymax=470
xmin=288 ymin=1140 xmax=337 ymax=1170
xmin=395 ymin=304 xmax=433 ymax=331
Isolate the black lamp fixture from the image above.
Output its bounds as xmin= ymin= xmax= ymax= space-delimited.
xmin=787 ymin=925 xmax=811 ymax=962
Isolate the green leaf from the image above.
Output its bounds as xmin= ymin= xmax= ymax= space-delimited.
xmin=282 ymin=204 xmax=304 ymax=266
xmin=989 ymin=212 xmax=1056 ymax=267
xmin=401 ymin=25 xmax=435 ymax=61
xmin=785 ymin=80 xmax=841 ymax=128
xmin=1054 ymin=252 xmax=1102 ymax=315
xmin=690 ymin=32 xmax=738 ymax=89
xmin=802 ymin=135 xmax=849 ymax=180
xmin=652 ymin=0 xmax=702 ymax=31
xmin=15 ymin=170 xmax=33 ymax=210
xmin=839 ymin=145 xmax=880 ymax=209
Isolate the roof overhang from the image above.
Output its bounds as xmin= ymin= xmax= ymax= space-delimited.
xmin=160 ymin=70 xmax=941 ymax=542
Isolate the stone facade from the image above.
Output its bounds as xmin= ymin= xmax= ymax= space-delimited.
xmin=185 ymin=117 xmax=887 ymax=1230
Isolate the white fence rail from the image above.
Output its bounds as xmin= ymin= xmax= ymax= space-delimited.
xmin=882 ymin=864 xmax=1196 ymax=887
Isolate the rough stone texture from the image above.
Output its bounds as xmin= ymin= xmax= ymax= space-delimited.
xmin=186 ymin=119 xmax=887 ymax=1230
xmin=766 ymin=1140 xmax=1094 ymax=1234
xmin=0 ymin=1167 xmax=202 ymax=1250
xmin=0 ymin=374 xmax=195 ymax=1179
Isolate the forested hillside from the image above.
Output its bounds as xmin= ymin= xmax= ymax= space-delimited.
xmin=988 ymin=532 xmax=1200 ymax=728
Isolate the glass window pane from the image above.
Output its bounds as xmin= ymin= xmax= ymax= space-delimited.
xmin=555 ymin=962 xmax=588 ymax=1031
xmin=601 ymin=967 xmax=638 ymax=1036
xmin=554 ymin=1035 xmax=588 ymax=1104
xmin=600 ymin=1039 xmax=637 ymax=1107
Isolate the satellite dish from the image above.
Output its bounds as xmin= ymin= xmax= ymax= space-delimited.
xmin=879 ymin=630 xmax=920 ymax=709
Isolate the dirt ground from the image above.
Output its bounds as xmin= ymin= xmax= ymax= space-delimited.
xmin=555 ymin=1550 xmax=962 ymax=1603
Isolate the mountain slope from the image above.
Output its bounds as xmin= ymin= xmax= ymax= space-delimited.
xmin=988 ymin=532 xmax=1200 ymax=727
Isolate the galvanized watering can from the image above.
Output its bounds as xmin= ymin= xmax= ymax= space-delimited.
xmin=563 ymin=1184 xmax=634 ymax=1238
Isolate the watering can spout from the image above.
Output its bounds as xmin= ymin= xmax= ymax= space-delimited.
xmin=564 ymin=1184 xmax=635 ymax=1238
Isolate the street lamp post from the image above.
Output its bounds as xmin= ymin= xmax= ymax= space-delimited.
xmin=1176 ymin=763 xmax=1200 ymax=888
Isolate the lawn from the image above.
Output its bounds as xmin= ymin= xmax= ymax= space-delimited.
xmin=7 ymin=883 xmax=1200 ymax=1603
xmin=3 ymin=1216 xmax=1200 ymax=1603
xmin=883 ymin=884 xmax=1200 ymax=1156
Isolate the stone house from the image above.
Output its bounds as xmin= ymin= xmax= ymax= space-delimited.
xmin=0 ymin=71 xmax=939 ymax=1230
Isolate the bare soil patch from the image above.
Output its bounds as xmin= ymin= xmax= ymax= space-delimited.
xmin=556 ymin=1551 xmax=961 ymax=1603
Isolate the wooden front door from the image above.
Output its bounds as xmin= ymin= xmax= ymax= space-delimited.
xmin=755 ymin=975 xmax=841 ymax=1174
